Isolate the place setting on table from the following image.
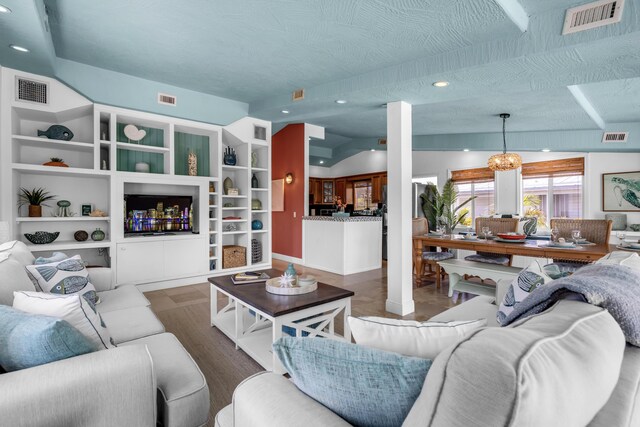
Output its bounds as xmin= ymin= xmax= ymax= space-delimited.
xmin=540 ymin=226 xmax=596 ymax=250
xmin=615 ymin=230 xmax=640 ymax=252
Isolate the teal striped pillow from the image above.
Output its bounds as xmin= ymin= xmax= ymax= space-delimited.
xmin=0 ymin=305 xmax=96 ymax=372
xmin=273 ymin=337 xmax=431 ymax=427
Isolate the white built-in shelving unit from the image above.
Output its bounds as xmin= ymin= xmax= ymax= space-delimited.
xmin=0 ymin=67 xmax=272 ymax=289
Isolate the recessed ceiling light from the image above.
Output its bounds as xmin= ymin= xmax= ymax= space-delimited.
xmin=319 ymin=160 xmax=324 ymax=164
xmin=10 ymin=45 xmax=29 ymax=53
xmin=370 ymin=149 xmax=375 ymax=152
xmin=335 ymin=100 xmax=347 ymax=104
xmin=541 ymin=148 xmax=551 ymax=152
xmin=432 ymin=81 xmax=449 ymax=88
xmin=281 ymin=110 xmax=289 ymax=114
xmin=463 ymin=149 xmax=470 ymax=152
xmin=0 ymin=5 xmax=12 ymax=13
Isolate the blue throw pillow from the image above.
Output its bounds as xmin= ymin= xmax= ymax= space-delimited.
xmin=0 ymin=305 xmax=97 ymax=372
xmin=273 ymin=337 xmax=432 ymax=427
xmin=34 ymin=252 xmax=69 ymax=265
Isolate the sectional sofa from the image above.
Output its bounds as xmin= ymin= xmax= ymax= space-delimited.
xmin=217 ymin=277 xmax=640 ymax=426
xmin=0 ymin=241 xmax=210 ymax=427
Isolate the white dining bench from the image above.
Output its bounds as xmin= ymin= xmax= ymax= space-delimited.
xmin=438 ymin=259 xmax=522 ymax=298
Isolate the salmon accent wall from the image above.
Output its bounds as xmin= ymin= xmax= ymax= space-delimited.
xmin=272 ymin=124 xmax=305 ymax=258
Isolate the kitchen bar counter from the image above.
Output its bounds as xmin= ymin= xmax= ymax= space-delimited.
xmin=303 ymin=217 xmax=382 ymax=275
xmin=302 ymin=216 xmax=382 ymax=222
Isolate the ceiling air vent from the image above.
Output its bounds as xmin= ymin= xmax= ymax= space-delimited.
xmin=16 ymin=77 xmax=48 ymax=105
xmin=292 ymin=89 xmax=304 ymax=101
xmin=378 ymin=138 xmax=387 ymax=146
xmin=602 ymin=131 xmax=628 ymax=143
xmin=158 ymin=93 xmax=177 ymax=106
xmin=562 ymin=0 xmax=624 ymax=35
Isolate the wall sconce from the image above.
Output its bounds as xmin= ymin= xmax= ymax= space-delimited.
xmin=285 ymin=173 xmax=294 ymax=184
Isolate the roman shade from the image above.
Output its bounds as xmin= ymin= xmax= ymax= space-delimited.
xmin=521 ymin=157 xmax=584 ymax=178
xmin=450 ymin=167 xmax=494 ymax=183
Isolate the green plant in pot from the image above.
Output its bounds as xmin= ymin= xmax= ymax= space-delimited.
xmin=18 ymin=187 xmax=56 ymax=217
xmin=420 ymin=179 xmax=475 ymax=234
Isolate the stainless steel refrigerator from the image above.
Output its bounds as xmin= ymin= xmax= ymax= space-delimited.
xmin=412 ymin=182 xmax=427 ymax=218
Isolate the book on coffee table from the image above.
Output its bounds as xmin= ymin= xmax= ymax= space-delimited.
xmin=231 ymin=272 xmax=270 ymax=285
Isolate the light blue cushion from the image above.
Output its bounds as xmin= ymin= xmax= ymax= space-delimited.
xmin=0 ymin=305 xmax=96 ymax=372
xmin=273 ymin=337 xmax=431 ymax=427
xmin=422 ymin=251 xmax=454 ymax=261
xmin=465 ymin=253 xmax=510 ymax=265
xmin=544 ymin=262 xmax=584 ymax=279
xmin=34 ymin=252 xmax=69 ymax=265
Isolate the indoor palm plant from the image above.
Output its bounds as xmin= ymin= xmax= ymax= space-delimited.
xmin=18 ymin=187 xmax=56 ymax=217
xmin=420 ymin=179 xmax=475 ymax=234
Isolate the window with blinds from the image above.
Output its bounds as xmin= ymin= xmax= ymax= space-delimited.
xmin=521 ymin=157 xmax=584 ymax=225
xmin=451 ymin=167 xmax=495 ymax=227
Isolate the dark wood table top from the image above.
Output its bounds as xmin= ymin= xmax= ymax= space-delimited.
xmin=208 ymin=269 xmax=354 ymax=317
xmin=414 ymin=235 xmax=612 ymax=262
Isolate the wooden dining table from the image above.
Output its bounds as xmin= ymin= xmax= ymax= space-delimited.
xmin=413 ymin=234 xmax=612 ymax=283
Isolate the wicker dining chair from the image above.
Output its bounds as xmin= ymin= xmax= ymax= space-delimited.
xmin=547 ymin=218 xmax=613 ymax=274
xmin=464 ymin=217 xmax=519 ymax=266
xmin=412 ymin=218 xmax=453 ymax=289
xmin=549 ymin=218 xmax=613 ymax=246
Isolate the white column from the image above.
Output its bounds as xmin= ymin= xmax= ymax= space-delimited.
xmin=386 ymin=101 xmax=415 ymax=315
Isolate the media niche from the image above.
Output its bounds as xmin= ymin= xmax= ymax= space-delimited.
xmin=124 ymin=194 xmax=194 ymax=235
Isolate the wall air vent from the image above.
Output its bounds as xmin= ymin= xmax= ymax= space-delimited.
xmin=16 ymin=77 xmax=48 ymax=105
xmin=254 ymin=125 xmax=267 ymax=141
xmin=562 ymin=0 xmax=624 ymax=35
xmin=292 ymin=89 xmax=304 ymax=101
xmin=158 ymin=93 xmax=177 ymax=106
xmin=378 ymin=138 xmax=387 ymax=145
xmin=602 ymin=131 xmax=628 ymax=143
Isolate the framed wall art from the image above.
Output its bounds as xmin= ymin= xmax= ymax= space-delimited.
xmin=602 ymin=171 xmax=640 ymax=212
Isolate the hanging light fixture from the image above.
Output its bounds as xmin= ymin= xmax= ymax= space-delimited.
xmin=488 ymin=113 xmax=522 ymax=171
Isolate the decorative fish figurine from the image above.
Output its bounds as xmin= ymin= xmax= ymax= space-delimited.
xmin=50 ymin=276 xmax=88 ymax=295
xmin=37 ymin=125 xmax=74 ymax=141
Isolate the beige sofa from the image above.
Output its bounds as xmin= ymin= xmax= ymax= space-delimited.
xmin=216 ymin=280 xmax=640 ymax=427
xmin=0 ymin=241 xmax=210 ymax=427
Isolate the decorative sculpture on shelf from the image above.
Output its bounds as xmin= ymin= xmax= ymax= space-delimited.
xmin=223 ymin=147 xmax=237 ymax=165
xmin=188 ymin=151 xmax=198 ymax=176
xmin=123 ymin=124 xmax=146 ymax=144
xmin=38 ymin=125 xmax=73 ymax=141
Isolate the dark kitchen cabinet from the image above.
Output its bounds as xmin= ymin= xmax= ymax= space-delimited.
xmin=334 ymin=178 xmax=346 ymax=202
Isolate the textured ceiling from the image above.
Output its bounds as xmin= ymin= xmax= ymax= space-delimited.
xmin=42 ymin=0 xmax=519 ymax=102
xmin=1 ymin=0 xmax=639 ymax=167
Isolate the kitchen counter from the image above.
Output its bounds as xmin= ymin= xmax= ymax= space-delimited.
xmin=303 ymin=217 xmax=382 ymax=275
xmin=302 ymin=216 xmax=382 ymax=222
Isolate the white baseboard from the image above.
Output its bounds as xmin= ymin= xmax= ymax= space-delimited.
xmin=385 ymin=299 xmax=416 ymax=316
xmin=272 ymin=253 xmax=304 ymax=265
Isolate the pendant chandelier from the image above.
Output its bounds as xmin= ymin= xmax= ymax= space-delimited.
xmin=488 ymin=113 xmax=522 ymax=171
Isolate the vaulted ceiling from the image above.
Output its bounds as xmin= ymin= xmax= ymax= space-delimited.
xmin=1 ymin=0 xmax=639 ymax=166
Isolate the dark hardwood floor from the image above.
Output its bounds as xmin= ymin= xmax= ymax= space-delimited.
xmin=145 ymin=259 xmax=474 ymax=426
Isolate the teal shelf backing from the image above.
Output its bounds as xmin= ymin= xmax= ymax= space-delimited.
xmin=116 ymin=123 xmax=165 ymax=173
xmin=175 ymin=131 xmax=210 ymax=177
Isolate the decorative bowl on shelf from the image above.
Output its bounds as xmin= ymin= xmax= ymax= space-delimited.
xmin=24 ymin=231 xmax=60 ymax=245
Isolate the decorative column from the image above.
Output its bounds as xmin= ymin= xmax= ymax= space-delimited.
xmin=386 ymin=101 xmax=415 ymax=315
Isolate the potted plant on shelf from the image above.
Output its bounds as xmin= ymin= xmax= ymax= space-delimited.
xmin=43 ymin=157 xmax=69 ymax=167
xmin=18 ymin=187 xmax=57 ymax=217
xmin=420 ymin=179 xmax=475 ymax=235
